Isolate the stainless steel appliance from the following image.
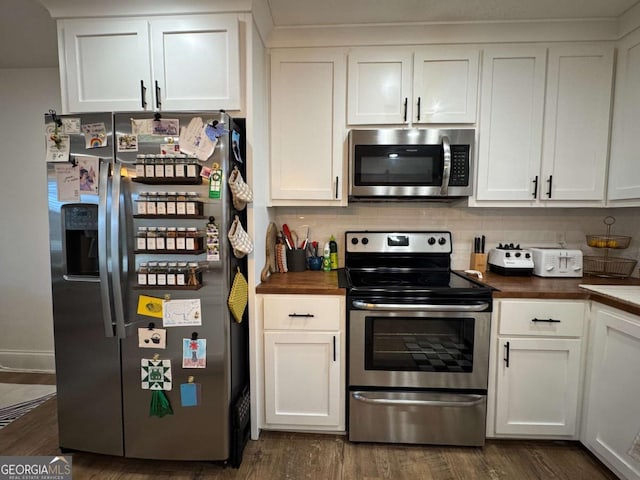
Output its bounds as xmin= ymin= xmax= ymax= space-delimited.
xmin=488 ymin=243 xmax=534 ymax=276
xmin=344 ymin=231 xmax=493 ymax=446
xmin=46 ymin=111 xmax=249 ymax=465
xmin=530 ymin=247 xmax=583 ymax=277
xmin=348 ymin=128 xmax=474 ymax=200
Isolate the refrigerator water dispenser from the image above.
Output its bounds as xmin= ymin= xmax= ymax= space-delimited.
xmin=62 ymin=204 xmax=99 ymax=276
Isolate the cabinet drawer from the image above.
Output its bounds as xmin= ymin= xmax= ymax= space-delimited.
xmin=264 ymin=295 xmax=342 ymax=331
xmin=499 ymin=300 xmax=585 ymax=337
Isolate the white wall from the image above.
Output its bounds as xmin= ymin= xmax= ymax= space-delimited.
xmin=0 ymin=68 xmax=60 ymax=371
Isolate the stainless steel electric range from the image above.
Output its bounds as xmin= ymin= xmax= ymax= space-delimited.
xmin=344 ymin=231 xmax=493 ymax=446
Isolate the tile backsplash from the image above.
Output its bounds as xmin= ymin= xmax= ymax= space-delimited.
xmin=273 ymin=205 xmax=640 ymax=277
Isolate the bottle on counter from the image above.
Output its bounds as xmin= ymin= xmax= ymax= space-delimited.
xmin=329 ymin=234 xmax=338 ymax=270
xmin=323 ymin=242 xmax=331 ymax=272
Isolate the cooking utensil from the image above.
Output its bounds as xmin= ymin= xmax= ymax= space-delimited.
xmin=282 ymin=224 xmax=295 ymax=250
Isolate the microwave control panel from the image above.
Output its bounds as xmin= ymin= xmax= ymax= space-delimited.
xmin=449 ymin=145 xmax=470 ymax=186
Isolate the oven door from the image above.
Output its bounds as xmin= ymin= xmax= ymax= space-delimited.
xmin=349 ymin=300 xmax=491 ymax=390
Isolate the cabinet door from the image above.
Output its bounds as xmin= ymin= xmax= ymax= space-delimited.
xmin=347 ymin=48 xmax=413 ymax=124
xmin=413 ymin=46 xmax=479 ymax=124
xmin=541 ymin=45 xmax=613 ymax=201
xmin=264 ymin=331 xmax=341 ymax=428
xmin=476 ymin=46 xmax=546 ymax=201
xmin=583 ymin=305 xmax=640 ymax=480
xmin=270 ymin=49 xmax=346 ymax=203
xmin=608 ymin=29 xmax=640 ymax=202
xmin=60 ymin=19 xmax=151 ymax=113
xmin=150 ymin=15 xmax=240 ymax=111
xmin=495 ymin=337 xmax=582 ymax=436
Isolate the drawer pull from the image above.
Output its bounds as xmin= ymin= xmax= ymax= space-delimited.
xmin=531 ymin=318 xmax=561 ymax=323
xmin=288 ymin=313 xmax=315 ymax=318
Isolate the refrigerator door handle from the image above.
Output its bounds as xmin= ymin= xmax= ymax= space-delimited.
xmin=98 ymin=159 xmax=115 ymax=338
xmin=110 ymin=163 xmax=127 ymax=339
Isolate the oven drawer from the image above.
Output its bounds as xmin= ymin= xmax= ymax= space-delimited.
xmin=498 ymin=300 xmax=585 ymax=337
xmin=349 ymin=390 xmax=486 ymax=446
xmin=263 ymin=295 xmax=342 ymax=331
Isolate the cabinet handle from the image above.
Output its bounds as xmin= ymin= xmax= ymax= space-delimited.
xmin=140 ymin=80 xmax=147 ymax=109
xmin=504 ymin=341 xmax=510 ymax=368
xmin=417 ymin=97 xmax=421 ymax=121
xmin=531 ymin=318 xmax=561 ymax=323
xmin=333 ymin=335 xmax=336 ymax=362
xmin=155 ymin=81 xmax=162 ymax=109
xmin=403 ymin=98 xmax=408 ymax=122
xmin=288 ymin=313 xmax=314 ymax=318
xmin=532 ymin=175 xmax=538 ymax=199
xmin=546 ymin=175 xmax=553 ymax=198
xmin=335 ymin=176 xmax=339 ymax=199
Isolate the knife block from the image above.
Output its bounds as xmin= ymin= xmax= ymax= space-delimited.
xmin=469 ymin=253 xmax=487 ymax=273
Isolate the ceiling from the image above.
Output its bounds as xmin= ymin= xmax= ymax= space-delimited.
xmin=1 ymin=0 xmax=639 ymax=68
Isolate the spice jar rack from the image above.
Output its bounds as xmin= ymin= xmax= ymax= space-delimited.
xmin=134 ymin=192 xmax=205 ymax=218
xmin=584 ymin=216 xmax=637 ymax=278
xmin=136 ymin=261 xmax=203 ymax=290
xmin=132 ymin=154 xmax=203 ymax=185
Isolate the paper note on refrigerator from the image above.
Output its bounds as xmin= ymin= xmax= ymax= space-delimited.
xmin=163 ymin=299 xmax=202 ymax=327
xmin=179 ymin=117 xmax=217 ymax=161
xmin=54 ymin=164 xmax=79 ymax=201
xmin=137 ymin=295 xmax=163 ymax=319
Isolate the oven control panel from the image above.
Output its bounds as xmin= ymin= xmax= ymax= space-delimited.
xmin=346 ymin=231 xmax=452 ymax=254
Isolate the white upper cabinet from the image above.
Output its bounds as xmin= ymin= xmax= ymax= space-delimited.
xmin=347 ymin=46 xmax=479 ymax=125
xmin=58 ymin=15 xmax=240 ymax=113
xmin=475 ymin=43 xmax=614 ymax=204
xmin=608 ymin=28 xmax=640 ymax=203
xmin=476 ymin=45 xmax=547 ymax=201
xmin=541 ymin=44 xmax=613 ymax=202
xmin=270 ymin=48 xmax=347 ymax=205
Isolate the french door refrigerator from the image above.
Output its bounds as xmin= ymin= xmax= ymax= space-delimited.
xmin=46 ymin=111 xmax=249 ymax=464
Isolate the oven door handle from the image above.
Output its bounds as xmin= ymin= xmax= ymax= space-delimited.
xmin=352 ymin=392 xmax=485 ymax=408
xmin=351 ymin=300 xmax=490 ymax=312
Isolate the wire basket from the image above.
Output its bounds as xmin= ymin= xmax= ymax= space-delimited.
xmin=583 ymin=255 xmax=637 ymax=278
xmin=586 ymin=235 xmax=631 ymax=249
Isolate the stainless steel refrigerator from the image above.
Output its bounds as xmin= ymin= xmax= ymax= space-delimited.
xmin=46 ymin=111 xmax=249 ymax=464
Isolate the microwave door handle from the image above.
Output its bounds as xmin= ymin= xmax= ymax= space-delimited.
xmin=440 ymin=136 xmax=451 ymax=196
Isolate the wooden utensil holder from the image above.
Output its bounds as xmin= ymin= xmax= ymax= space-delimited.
xmin=469 ymin=253 xmax=488 ymax=273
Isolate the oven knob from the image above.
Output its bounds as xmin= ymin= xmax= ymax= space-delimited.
xmin=361 ymin=237 xmax=369 ymax=245
xmin=428 ymin=237 xmax=436 ymax=245
xmin=505 ymin=252 xmax=511 ymax=258
xmin=525 ymin=253 xmax=531 ymax=259
xmin=351 ymin=237 xmax=359 ymax=245
xmin=515 ymin=252 xmax=521 ymax=258
xmin=438 ymin=237 xmax=447 ymax=245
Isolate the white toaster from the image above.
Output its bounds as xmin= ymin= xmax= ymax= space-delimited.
xmin=530 ymin=248 xmax=583 ymax=277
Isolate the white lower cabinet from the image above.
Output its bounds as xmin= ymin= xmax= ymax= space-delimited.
xmin=582 ymin=303 xmax=640 ymax=480
xmin=262 ymin=294 xmax=345 ymax=431
xmin=488 ymin=299 xmax=586 ymax=438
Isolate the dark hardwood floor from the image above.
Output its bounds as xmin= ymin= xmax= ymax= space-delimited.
xmin=0 ymin=372 xmax=618 ymax=480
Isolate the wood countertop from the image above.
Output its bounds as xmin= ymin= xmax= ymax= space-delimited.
xmin=257 ymin=270 xmax=640 ymax=315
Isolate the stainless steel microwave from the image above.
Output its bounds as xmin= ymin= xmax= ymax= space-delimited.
xmin=348 ymin=128 xmax=475 ymax=200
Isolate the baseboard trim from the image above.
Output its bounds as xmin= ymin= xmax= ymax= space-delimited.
xmin=0 ymin=349 xmax=55 ymax=373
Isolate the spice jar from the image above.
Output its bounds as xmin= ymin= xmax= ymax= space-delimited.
xmin=186 ymin=192 xmax=198 ymax=216
xmin=166 ymin=227 xmax=177 ymax=250
xmin=176 ymin=192 xmax=187 ymax=216
xmin=155 ymin=154 xmax=166 ymax=178
xmin=146 ymin=192 xmax=157 ymax=215
xmin=186 ymin=227 xmax=198 ymax=251
xmin=186 ymin=158 xmax=198 ymax=178
xmin=187 ymin=262 xmax=200 ymax=286
xmin=166 ymin=192 xmax=177 ymax=215
xmin=137 ymin=262 xmax=148 ymax=286
xmin=155 ymin=192 xmax=167 ymax=216
xmin=166 ymin=262 xmax=177 ymax=286
xmin=174 ymin=155 xmax=186 ymax=178
xmin=136 ymin=227 xmax=148 ymax=251
xmin=176 ymin=227 xmax=187 ymax=250
xmin=157 ymin=262 xmax=168 ymax=286
xmin=156 ymin=227 xmax=167 ymax=250
xmin=146 ymin=227 xmax=158 ymax=250
xmin=147 ymin=262 xmax=158 ymax=286
xmin=176 ymin=262 xmax=188 ymax=286
xmin=164 ymin=155 xmax=175 ymax=178
xmin=145 ymin=155 xmax=156 ymax=178
xmin=136 ymin=192 xmax=148 ymax=215
xmin=135 ymin=154 xmax=146 ymax=178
